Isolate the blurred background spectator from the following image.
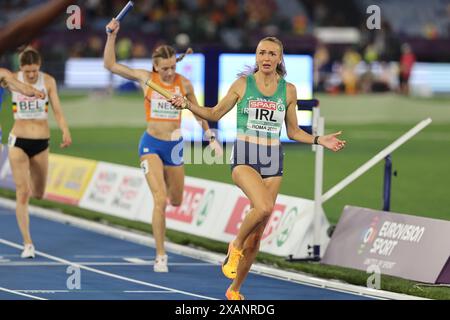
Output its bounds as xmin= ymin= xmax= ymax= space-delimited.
xmin=313 ymin=42 xmax=330 ymax=92
xmin=0 ymin=0 xmax=448 ymax=96
xmin=399 ymin=43 xmax=416 ymax=95
xmin=341 ymin=47 xmax=362 ymax=95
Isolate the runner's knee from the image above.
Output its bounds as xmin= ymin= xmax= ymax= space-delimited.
xmin=255 ymin=200 xmax=274 ymax=219
xmin=32 ymin=189 xmax=44 ymax=200
xmin=16 ymin=186 xmax=31 ymax=205
xmin=153 ymin=191 xmax=167 ymax=212
xmin=168 ymin=192 xmax=183 ymax=206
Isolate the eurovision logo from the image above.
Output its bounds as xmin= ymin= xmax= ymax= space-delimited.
xmin=358 ymin=216 xmax=425 ymax=257
xmin=358 ymin=216 xmax=380 ymax=255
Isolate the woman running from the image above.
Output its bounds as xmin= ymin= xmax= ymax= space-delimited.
xmin=1 ymin=67 xmax=46 ymax=149
xmin=104 ymin=19 xmax=222 ymax=272
xmin=169 ymin=37 xmax=346 ymax=299
xmin=9 ymin=48 xmax=72 ymax=258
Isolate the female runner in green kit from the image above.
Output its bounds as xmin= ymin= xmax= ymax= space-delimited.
xmin=169 ymin=37 xmax=346 ymax=300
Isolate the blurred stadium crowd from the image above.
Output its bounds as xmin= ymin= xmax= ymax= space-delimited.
xmin=1 ymin=0 xmax=449 ymax=94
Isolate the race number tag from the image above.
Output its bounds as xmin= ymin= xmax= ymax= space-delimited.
xmin=150 ymin=99 xmax=181 ymax=120
xmin=140 ymin=159 xmax=149 ymax=175
xmin=150 ymin=90 xmax=181 ymax=121
xmin=8 ymin=134 xmax=17 ymax=147
xmin=247 ymin=100 xmax=285 ymax=134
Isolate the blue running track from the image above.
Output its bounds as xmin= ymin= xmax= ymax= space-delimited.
xmin=0 ymin=205 xmax=372 ymax=300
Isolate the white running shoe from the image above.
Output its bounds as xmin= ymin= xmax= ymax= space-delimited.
xmin=153 ymin=254 xmax=168 ymax=272
xmin=21 ymin=244 xmax=35 ymax=259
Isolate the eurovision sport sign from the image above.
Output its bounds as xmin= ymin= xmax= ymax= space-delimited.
xmin=322 ymin=206 xmax=450 ymax=284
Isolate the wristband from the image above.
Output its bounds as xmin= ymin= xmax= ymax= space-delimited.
xmin=313 ymin=136 xmax=320 ymax=145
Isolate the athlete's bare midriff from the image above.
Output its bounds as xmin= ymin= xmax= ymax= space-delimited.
xmin=11 ymin=119 xmax=50 ymax=139
xmin=146 ymin=121 xmax=182 ymax=141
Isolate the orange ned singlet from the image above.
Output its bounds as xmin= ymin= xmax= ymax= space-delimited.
xmin=144 ymin=72 xmax=186 ymax=123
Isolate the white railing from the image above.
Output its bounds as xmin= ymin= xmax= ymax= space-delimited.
xmin=311 ymin=107 xmax=432 ymax=259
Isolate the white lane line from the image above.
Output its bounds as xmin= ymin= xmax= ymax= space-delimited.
xmin=17 ymin=290 xmax=70 ymax=293
xmin=0 ymin=287 xmax=47 ymax=300
xmin=123 ymin=258 xmax=148 ymax=264
xmin=0 ymin=238 xmax=216 ymax=300
xmin=0 ymin=261 xmax=215 ymax=267
xmin=74 ymin=255 xmax=154 ymax=259
xmin=15 ymin=290 xmax=174 ymax=294
xmin=124 ymin=291 xmax=174 ymax=293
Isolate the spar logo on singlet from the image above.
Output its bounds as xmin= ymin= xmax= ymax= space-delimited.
xmin=225 ymin=197 xmax=299 ymax=247
xmin=249 ymin=100 xmax=277 ymax=120
xmin=247 ymin=99 xmax=285 ymax=133
xmin=166 ymin=186 xmax=206 ymax=224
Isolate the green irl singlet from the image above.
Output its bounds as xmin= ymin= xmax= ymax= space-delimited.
xmin=236 ymin=74 xmax=287 ymax=139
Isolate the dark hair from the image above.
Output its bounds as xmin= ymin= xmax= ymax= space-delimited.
xmin=151 ymin=45 xmax=193 ymax=72
xmin=19 ymin=47 xmax=41 ymax=66
xmin=237 ymin=37 xmax=287 ymax=78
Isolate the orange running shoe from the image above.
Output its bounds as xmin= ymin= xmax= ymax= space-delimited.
xmin=226 ymin=287 xmax=245 ymax=300
xmin=222 ymin=241 xmax=244 ymax=279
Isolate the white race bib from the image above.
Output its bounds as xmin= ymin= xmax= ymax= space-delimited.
xmin=247 ymin=100 xmax=285 ymax=134
xmin=14 ymin=99 xmax=48 ymax=120
xmin=12 ymin=71 xmax=48 ymax=120
xmin=150 ymin=99 xmax=181 ymax=120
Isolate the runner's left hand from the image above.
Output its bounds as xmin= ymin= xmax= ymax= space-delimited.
xmin=60 ymin=130 xmax=72 ymax=148
xmin=319 ymin=131 xmax=346 ymax=152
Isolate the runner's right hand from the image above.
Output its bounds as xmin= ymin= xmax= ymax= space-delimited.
xmin=106 ymin=19 xmax=120 ymax=35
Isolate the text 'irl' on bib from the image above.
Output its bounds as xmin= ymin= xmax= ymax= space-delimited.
xmin=247 ymin=100 xmax=284 ymax=134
